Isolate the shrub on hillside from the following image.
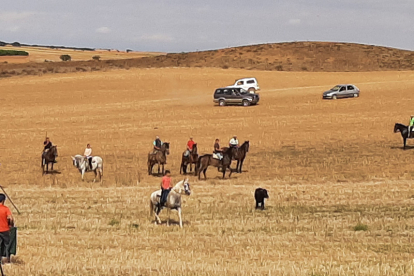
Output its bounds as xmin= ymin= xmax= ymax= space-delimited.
xmin=0 ymin=50 xmax=29 ymax=56
xmin=0 ymin=41 xmax=6 ymax=46
xmin=11 ymin=42 xmax=21 ymax=47
xmin=92 ymin=55 xmax=101 ymax=61
xmin=60 ymin=54 xmax=71 ymax=61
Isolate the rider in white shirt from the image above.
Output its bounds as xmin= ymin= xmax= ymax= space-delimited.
xmin=229 ymin=135 xmax=239 ymax=148
xmin=84 ymin=144 xmax=93 ymax=169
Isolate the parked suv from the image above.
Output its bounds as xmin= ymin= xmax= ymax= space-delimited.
xmin=213 ymin=87 xmax=260 ymax=107
xmin=228 ymin=77 xmax=260 ymax=93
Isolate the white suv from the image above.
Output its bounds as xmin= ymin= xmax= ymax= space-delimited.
xmin=227 ymin=77 xmax=260 ymax=93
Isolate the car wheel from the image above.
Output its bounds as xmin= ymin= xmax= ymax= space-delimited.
xmin=242 ymin=100 xmax=250 ymax=107
xmin=332 ymin=95 xmax=337 ymax=100
xmin=353 ymin=93 xmax=358 ymax=97
xmin=219 ymin=100 xmax=226 ymax=106
xmin=248 ymin=88 xmax=256 ymax=93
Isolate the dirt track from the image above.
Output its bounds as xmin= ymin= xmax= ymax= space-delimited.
xmin=2 ymin=68 xmax=414 ymax=275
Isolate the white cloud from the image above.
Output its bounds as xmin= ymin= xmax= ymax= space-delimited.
xmin=288 ymin=18 xmax=301 ymax=25
xmin=139 ymin=34 xmax=174 ymax=43
xmin=96 ymin=27 xmax=111 ymax=34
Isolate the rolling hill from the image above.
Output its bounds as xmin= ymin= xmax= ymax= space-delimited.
xmin=1 ymin=41 xmax=414 ymax=78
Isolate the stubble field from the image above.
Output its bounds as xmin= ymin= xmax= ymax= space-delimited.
xmin=1 ymin=67 xmax=414 ymax=275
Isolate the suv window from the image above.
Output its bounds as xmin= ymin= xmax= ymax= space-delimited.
xmin=246 ymin=80 xmax=255 ymax=84
xmin=236 ymin=81 xmax=244 ymax=85
xmin=215 ymin=89 xmax=223 ymax=95
xmin=223 ymin=89 xmax=231 ymax=95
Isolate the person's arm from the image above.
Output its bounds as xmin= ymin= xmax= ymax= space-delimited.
xmin=169 ymin=178 xmax=173 ymax=188
xmin=6 ymin=209 xmax=13 ymax=227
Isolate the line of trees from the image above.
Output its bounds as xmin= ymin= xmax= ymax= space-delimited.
xmin=0 ymin=50 xmax=29 ymax=56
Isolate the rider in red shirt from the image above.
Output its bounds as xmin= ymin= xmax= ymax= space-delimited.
xmin=160 ymin=170 xmax=173 ymax=206
xmin=0 ymin=194 xmax=13 ymax=264
xmin=185 ymin=137 xmax=195 ymax=157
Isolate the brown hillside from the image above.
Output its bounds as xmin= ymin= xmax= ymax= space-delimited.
xmin=1 ymin=42 xmax=414 ymax=78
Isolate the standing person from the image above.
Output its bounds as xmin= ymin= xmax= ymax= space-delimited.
xmin=409 ymin=116 xmax=414 ymax=137
xmin=160 ymin=170 xmax=173 ymax=207
xmin=0 ymin=194 xmax=13 ymax=264
xmin=214 ymin=138 xmax=224 ymax=160
xmin=153 ymin=136 xmax=163 ymax=153
xmin=184 ymin=137 xmax=195 ymax=157
xmin=229 ymin=135 xmax=239 ymax=148
xmin=84 ymin=144 xmax=93 ymax=170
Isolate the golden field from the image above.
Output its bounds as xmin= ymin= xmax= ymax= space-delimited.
xmin=0 ymin=45 xmax=163 ymax=63
xmin=1 ymin=67 xmax=414 ymax=275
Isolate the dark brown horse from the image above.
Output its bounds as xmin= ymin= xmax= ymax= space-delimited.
xmin=42 ymin=145 xmax=58 ymax=175
xmin=148 ymin=142 xmax=170 ymax=176
xmin=180 ymin=143 xmax=198 ymax=174
xmin=229 ymin=141 xmax=250 ymax=173
xmin=195 ymin=147 xmax=233 ymax=180
xmin=394 ymin=123 xmax=413 ymax=149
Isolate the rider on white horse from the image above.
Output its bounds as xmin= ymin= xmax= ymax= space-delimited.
xmin=84 ymin=144 xmax=93 ymax=170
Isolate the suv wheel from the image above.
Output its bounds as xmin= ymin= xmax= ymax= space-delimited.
xmin=248 ymin=88 xmax=255 ymax=93
xmin=219 ymin=100 xmax=226 ymax=106
xmin=242 ymin=100 xmax=250 ymax=107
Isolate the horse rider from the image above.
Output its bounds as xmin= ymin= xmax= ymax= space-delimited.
xmin=84 ymin=144 xmax=93 ymax=170
xmin=153 ymin=136 xmax=163 ymax=154
xmin=214 ymin=138 xmax=224 ymax=160
xmin=160 ymin=170 xmax=173 ymax=207
xmin=229 ymin=135 xmax=239 ymax=148
xmin=43 ymin=137 xmax=53 ymax=152
xmin=43 ymin=137 xmax=57 ymax=163
xmin=409 ymin=116 xmax=414 ymax=137
xmin=184 ymin=137 xmax=195 ymax=157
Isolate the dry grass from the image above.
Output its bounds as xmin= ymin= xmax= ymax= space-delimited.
xmin=0 ymin=45 xmax=164 ymax=63
xmin=1 ymin=68 xmax=414 ymax=275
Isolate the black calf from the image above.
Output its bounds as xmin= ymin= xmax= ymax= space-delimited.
xmin=255 ymin=188 xmax=269 ymax=210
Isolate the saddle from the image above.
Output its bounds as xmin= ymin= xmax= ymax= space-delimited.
xmin=213 ymin=153 xmax=222 ymax=160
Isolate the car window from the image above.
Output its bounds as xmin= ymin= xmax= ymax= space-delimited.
xmin=246 ymin=80 xmax=255 ymax=84
xmin=347 ymin=85 xmax=354 ymax=90
xmin=331 ymin=86 xmax=341 ymax=91
xmin=339 ymin=86 xmax=346 ymax=92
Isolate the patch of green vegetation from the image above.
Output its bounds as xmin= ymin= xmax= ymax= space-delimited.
xmin=354 ymin=223 xmax=368 ymax=231
xmin=108 ymin=219 xmax=120 ymax=226
xmin=0 ymin=50 xmax=29 ymax=56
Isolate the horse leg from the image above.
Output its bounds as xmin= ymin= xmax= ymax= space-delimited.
xmin=239 ymin=158 xmax=244 ymax=173
xmin=222 ymin=166 xmax=226 ymax=179
xmin=155 ymin=208 xmax=162 ymax=224
xmin=189 ymin=161 xmax=192 ymax=173
xmin=178 ymin=207 xmax=182 ymax=228
xmin=203 ymin=168 xmax=207 ymax=180
xmin=162 ymin=164 xmax=165 ymax=176
xmin=157 ymin=162 xmax=160 ymax=175
xmin=93 ymin=170 xmax=97 ymax=183
xmin=228 ymin=166 xmax=233 ymax=178
xmin=404 ymin=138 xmax=407 ymax=149
xmin=236 ymin=160 xmax=240 ymax=173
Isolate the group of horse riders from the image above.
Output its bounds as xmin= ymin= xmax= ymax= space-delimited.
xmin=42 ymin=138 xmax=94 ymax=169
xmin=151 ymin=135 xmax=240 ymax=161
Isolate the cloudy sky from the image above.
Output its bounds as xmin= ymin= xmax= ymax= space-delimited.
xmin=1 ymin=0 xmax=413 ymax=52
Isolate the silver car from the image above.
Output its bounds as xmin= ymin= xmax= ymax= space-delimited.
xmin=322 ymin=84 xmax=360 ymax=99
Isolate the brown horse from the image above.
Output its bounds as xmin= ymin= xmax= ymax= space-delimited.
xmin=229 ymin=141 xmax=249 ymax=173
xmin=195 ymin=147 xmax=233 ymax=180
xmin=180 ymin=143 xmax=198 ymax=174
xmin=148 ymin=142 xmax=170 ymax=176
xmin=42 ymin=145 xmax=58 ymax=175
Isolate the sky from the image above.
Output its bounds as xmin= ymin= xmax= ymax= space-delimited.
xmin=1 ymin=0 xmax=413 ymax=53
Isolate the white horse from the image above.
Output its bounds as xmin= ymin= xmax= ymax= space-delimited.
xmin=149 ymin=178 xmax=191 ymax=228
xmin=71 ymin=155 xmax=104 ymax=182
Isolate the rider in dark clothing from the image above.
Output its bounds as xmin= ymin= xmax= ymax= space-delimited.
xmin=153 ymin=136 xmax=162 ymax=152
xmin=43 ymin=137 xmax=53 ymax=151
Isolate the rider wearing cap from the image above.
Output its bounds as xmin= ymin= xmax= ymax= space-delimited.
xmin=229 ymin=135 xmax=239 ymax=148
xmin=153 ymin=136 xmax=163 ymax=154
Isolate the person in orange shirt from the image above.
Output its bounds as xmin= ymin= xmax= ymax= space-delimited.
xmin=160 ymin=170 xmax=173 ymax=207
xmin=0 ymin=194 xmax=13 ymax=264
xmin=184 ymin=137 xmax=195 ymax=157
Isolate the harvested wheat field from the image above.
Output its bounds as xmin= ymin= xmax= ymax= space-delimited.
xmin=1 ymin=67 xmax=414 ymax=275
xmin=0 ymin=45 xmax=163 ymax=63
